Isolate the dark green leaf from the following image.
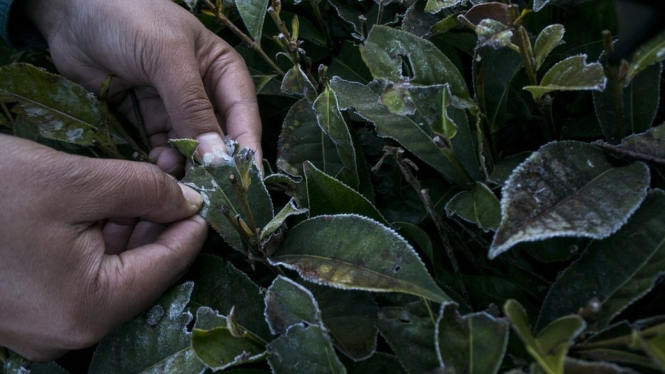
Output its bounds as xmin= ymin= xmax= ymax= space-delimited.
xmin=260 ymin=199 xmax=307 ymax=240
xmin=330 ymin=77 xmax=473 ymax=187
xmin=473 ymin=19 xmax=514 ymax=50
xmin=576 ymin=348 xmax=659 ymax=371
xmin=563 ymin=358 xmax=640 ymax=374
xmin=4 ymin=353 xmax=70 ymax=374
xmin=524 ymin=55 xmax=606 ymax=101
xmin=488 ymin=152 xmax=530 ymax=186
xmin=0 ymin=63 xmax=122 ymax=147
xmin=313 ymin=86 xmax=359 ymax=188
xmin=522 ymin=237 xmax=583 ymax=263
xmin=305 ymin=161 xmax=388 ymax=225
xmin=346 ymin=353 xmax=406 ymax=374
xmin=613 ymin=122 xmax=665 ymax=162
xmin=376 ymin=300 xmax=440 ymax=374
xmin=463 ymin=2 xmax=511 ymax=26
xmin=360 ymin=25 xmax=471 ymax=104
xmin=89 ymin=283 xmax=205 ymax=374
xmin=626 ymin=31 xmax=665 ymax=84
xmin=429 ymin=14 xmax=460 ymax=36
xmin=266 ymin=324 xmax=345 ymax=374
xmin=534 ymin=24 xmax=565 ymax=71
xmin=236 ymin=0 xmax=269 ymax=44
xmin=307 ymin=285 xmax=379 ymax=360
xmin=490 ymin=141 xmax=650 ymax=259
xmin=402 ymin=0 xmax=440 ymax=38
xmin=270 ymin=214 xmax=449 ymax=303
xmin=328 ymin=41 xmax=373 ymax=84
xmin=504 ymin=299 xmax=586 ymax=374
xmin=394 ymin=222 xmax=434 ymax=265
xmin=252 ymin=74 xmax=280 ymax=95
xmin=435 ymin=303 xmax=509 ymax=374
xmin=277 ymin=99 xmax=343 ymax=178
xmin=182 ymin=161 xmax=273 ymax=252
xmin=281 ymin=65 xmax=317 ymax=102
xmin=537 ymin=190 xmax=665 ymax=330
xmin=445 ymin=181 xmax=500 ymax=231
xmin=264 ymin=276 xmax=322 ymax=334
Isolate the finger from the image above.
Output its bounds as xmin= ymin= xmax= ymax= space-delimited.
xmin=76 ymin=159 xmax=202 ymax=223
xmin=149 ymin=146 xmax=185 ymax=177
xmin=103 ymin=219 xmax=138 ymax=255
xmin=96 ymin=215 xmax=207 ymax=326
xmin=127 ymin=221 xmax=167 ymax=250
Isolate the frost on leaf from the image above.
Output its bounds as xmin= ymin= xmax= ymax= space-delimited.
xmin=269 ymin=214 xmax=449 ymax=303
xmin=534 ymin=24 xmax=565 ymax=71
xmin=626 ymin=30 xmax=665 ymax=85
xmin=89 ymin=283 xmax=206 ymax=374
xmin=524 ymin=55 xmax=606 ymax=101
xmin=281 ymin=65 xmax=317 ymax=102
xmin=490 ymin=141 xmax=650 ymax=259
xmin=264 ymin=276 xmax=323 ymax=334
xmin=616 ymin=123 xmax=665 ymax=162
xmin=267 ymin=324 xmax=345 ymax=374
xmin=424 ymin=0 xmax=465 ymax=14
xmin=435 ymin=303 xmax=509 ymax=374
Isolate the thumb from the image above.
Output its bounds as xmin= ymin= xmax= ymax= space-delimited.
xmin=96 ymin=214 xmax=208 ymax=327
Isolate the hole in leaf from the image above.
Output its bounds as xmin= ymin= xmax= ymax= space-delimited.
xmin=399 ymin=54 xmax=415 ymax=80
xmin=185 ymin=315 xmax=196 ymax=332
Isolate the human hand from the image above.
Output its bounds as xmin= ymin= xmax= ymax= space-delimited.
xmin=0 ymin=135 xmax=207 ymax=361
xmin=22 ymin=0 xmax=263 ymax=175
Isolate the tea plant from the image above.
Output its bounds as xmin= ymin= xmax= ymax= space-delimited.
xmin=2 ymin=0 xmax=665 ymax=373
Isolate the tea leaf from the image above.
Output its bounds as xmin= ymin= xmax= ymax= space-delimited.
xmin=490 ymin=141 xmax=650 ymax=259
xmin=260 ymin=199 xmax=308 ymax=240
xmin=186 ymin=254 xmax=272 ymax=340
xmin=307 ymin=285 xmax=379 ymax=361
xmin=330 ymin=77 xmax=473 ymax=187
xmin=3 ymin=355 xmax=70 ymax=374
xmin=524 ymin=55 xmax=606 ymax=101
xmin=269 ymin=214 xmax=449 ymax=303
xmin=281 ymin=65 xmax=317 ymax=102
xmin=445 ymin=181 xmax=500 ymax=232
xmin=313 ymin=86 xmax=359 ymax=189
xmin=474 ymin=19 xmax=514 ymax=50
xmin=236 ymin=0 xmax=269 ymax=44
xmin=594 ymin=63 xmax=661 ymax=143
xmin=639 ymin=330 xmax=665 ymax=371
xmin=89 ymin=283 xmax=205 ymax=374
xmin=626 ymin=31 xmax=665 ymax=84
xmin=304 ymin=161 xmax=388 ymax=225
xmin=563 ymin=358 xmax=640 ymax=374
xmin=394 ymin=222 xmax=434 ymax=264
xmin=264 ymin=276 xmax=323 ymax=334
xmin=464 ymin=2 xmax=511 ymax=26
xmin=424 ymin=0 xmax=464 ymax=14
xmin=253 ymin=74 xmax=279 ymax=95
xmin=182 ymin=162 xmax=273 ymax=252
xmin=435 ymin=303 xmax=509 ymax=374
xmin=277 ymin=99 xmax=344 ymax=178
xmin=0 ymin=63 xmax=122 ymax=147
xmin=169 ymin=138 xmax=199 ymax=160
xmin=533 ymin=0 xmax=550 ymax=12
xmin=376 ymin=300 xmax=440 ymax=373
xmin=347 ymin=353 xmax=406 ymax=374
xmin=191 ymin=308 xmax=266 ymax=370
xmin=360 ymin=25 xmax=471 ymax=104
xmin=504 ymin=299 xmax=586 ymax=374
xmin=403 ymin=0 xmax=441 ymax=38
xmin=575 ymin=348 xmax=658 ymax=371
xmin=537 ymin=190 xmax=665 ymax=331
xmin=534 ymin=24 xmax=565 ymax=71
xmin=328 ymin=41 xmax=373 ymax=84
xmin=429 ymin=14 xmax=460 ymax=36
xmin=616 ymin=123 xmax=665 ymax=162
xmin=266 ymin=324 xmax=345 ymax=374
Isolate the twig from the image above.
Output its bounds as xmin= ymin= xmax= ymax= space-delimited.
xmin=515 ymin=26 xmax=538 ymax=86
xmin=202 ymin=0 xmax=285 ymax=76
xmin=230 ymin=173 xmax=258 ymax=234
xmin=1 ymin=103 xmax=14 ymax=128
xmin=602 ymin=30 xmax=626 ymax=143
xmin=593 ymin=140 xmax=665 ymax=165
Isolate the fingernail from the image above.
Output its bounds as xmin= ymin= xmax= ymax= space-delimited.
xmin=196 ymin=133 xmax=232 ymax=166
xmin=179 ymin=183 xmax=203 ymax=208
xmin=149 ymin=148 xmax=163 ymax=163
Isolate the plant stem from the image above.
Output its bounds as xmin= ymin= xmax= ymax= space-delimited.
xmin=376 ymin=0 xmax=385 ymax=25
xmin=1 ymin=103 xmax=14 ymax=128
xmin=230 ymin=173 xmax=258 ymax=234
xmin=203 ymin=0 xmax=285 ymax=76
xmin=602 ymin=30 xmax=626 ymax=143
xmin=515 ymin=26 xmax=538 ymax=86
xmin=574 ymin=323 xmax=665 ymax=350
xmin=129 ymin=89 xmax=151 ymax=149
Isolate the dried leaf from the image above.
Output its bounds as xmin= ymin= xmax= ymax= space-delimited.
xmin=534 ymin=24 xmax=566 ymax=71
xmin=264 ymin=276 xmax=323 ymax=334
xmin=490 ymin=141 xmax=650 ymax=259
xmin=269 ymin=214 xmax=449 ymax=303
xmin=524 ymin=55 xmax=606 ymax=101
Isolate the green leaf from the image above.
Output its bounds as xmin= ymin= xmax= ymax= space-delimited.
xmin=375 ymin=300 xmax=440 ymax=373
xmin=524 ymin=55 xmax=606 ymax=101
xmin=304 ymin=161 xmax=388 ymax=225
xmin=626 ymin=31 xmax=665 ymax=84
xmin=639 ymin=330 xmax=665 ymax=371
xmin=269 ymin=214 xmax=449 ymax=303
xmin=615 ymin=122 xmax=665 ymax=162
xmin=328 ymin=41 xmax=373 ymax=84
xmin=490 ymin=141 xmax=650 ymax=259
xmin=236 ymin=0 xmax=269 ymax=44
xmin=474 ymin=19 xmax=514 ymax=50
xmin=346 ymin=353 xmax=406 ymax=374
xmin=445 ymin=181 xmax=500 ymax=232
xmin=360 ymin=25 xmax=471 ymax=104
xmin=0 ymin=63 xmax=122 ymax=147
xmin=89 ymin=283 xmax=206 ymax=374
xmin=563 ymin=358 xmax=639 ymax=374
xmin=394 ymin=222 xmax=434 ymax=265
xmin=277 ymin=99 xmax=344 ymax=178
xmin=504 ymin=299 xmax=586 ymax=374
xmin=330 ymin=77 xmax=472 ymax=187
xmin=536 ymin=190 xmax=665 ymax=331
xmin=402 ymin=0 xmax=441 ymax=38
xmin=259 ymin=199 xmax=308 ymax=240
xmin=534 ymin=24 xmax=565 ymax=71
xmin=191 ymin=308 xmax=266 ymax=370
xmin=185 ymin=254 xmax=272 ymax=340
xmin=169 ymin=138 xmax=199 ymax=160
xmin=252 ymin=74 xmax=280 ymax=95
xmin=435 ymin=303 xmax=509 ymax=374
xmin=521 ymin=237 xmax=583 ymax=263
xmin=424 ymin=0 xmax=463 ymax=14
xmin=593 ymin=63 xmax=662 ymax=143
xmin=281 ymin=65 xmax=317 ymax=102
xmin=264 ymin=276 xmax=323 ymax=334
xmin=306 ymin=285 xmax=379 ymax=361
xmin=576 ymin=348 xmax=659 ymax=371
xmin=533 ymin=0 xmax=550 ymax=12
xmin=313 ymin=86 xmax=359 ymax=189
xmin=181 ymin=161 xmax=273 ymax=252
xmin=3 ymin=353 xmax=70 ymax=374
xmin=488 ymin=152 xmax=530 ymax=186
xmin=266 ymin=324 xmax=345 ymax=374
xmin=429 ymin=14 xmax=460 ymax=36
